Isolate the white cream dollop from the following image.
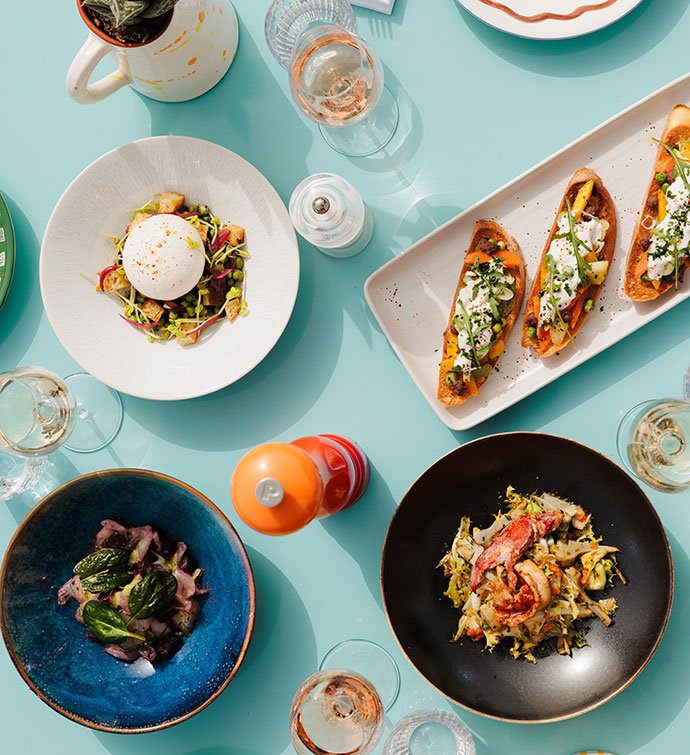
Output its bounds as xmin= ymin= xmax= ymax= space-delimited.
xmin=647 ymin=172 xmax=690 ymax=280
xmin=538 ymin=213 xmax=604 ymax=326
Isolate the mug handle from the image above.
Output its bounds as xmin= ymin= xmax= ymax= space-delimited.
xmin=66 ymin=33 xmax=131 ymax=104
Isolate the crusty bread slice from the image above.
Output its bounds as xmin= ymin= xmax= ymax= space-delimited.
xmin=625 ymin=104 xmax=690 ymax=301
xmin=522 ymin=168 xmax=617 ymax=358
xmin=437 ymin=220 xmax=525 ymax=407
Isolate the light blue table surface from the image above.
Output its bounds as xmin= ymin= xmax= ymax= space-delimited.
xmin=1 ymin=1 xmax=689 ymax=753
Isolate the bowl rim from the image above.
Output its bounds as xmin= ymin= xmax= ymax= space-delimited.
xmin=0 ymin=467 xmax=256 ymax=734
xmin=39 ymin=134 xmax=300 ymax=401
xmin=379 ymin=431 xmax=675 ymax=723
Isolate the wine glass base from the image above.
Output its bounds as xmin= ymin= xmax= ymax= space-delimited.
xmin=62 ymin=373 xmax=123 ymax=454
xmin=319 ymin=86 xmax=399 ymax=157
xmin=319 ymin=639 xmax=400 ymax=711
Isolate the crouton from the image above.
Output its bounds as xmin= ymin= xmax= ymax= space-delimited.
xmin=141 ymin=299 xmax=165 ymax=322
xmin=159 ymin=192 xmax=185 ymax=214
xmin=225 ymin=225 xmax=245 ymax=246
xmin=197 ymin=224 xmax=208 ymax=245
xmin=126 ymin=211 xmax=151 ymax=234
xmin=225 ymin=298 xmax=241 ymax=322
xmin=176 ymin=323 xmax=198 ymax=345
xmin=101 ymin=269 xmax=130 ymax=293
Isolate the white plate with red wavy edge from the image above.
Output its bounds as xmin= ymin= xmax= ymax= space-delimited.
xmin=456 ymin=0 xmax=644 ymax=40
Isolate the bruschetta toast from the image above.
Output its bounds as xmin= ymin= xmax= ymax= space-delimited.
xmin=625 ymin=104 xmax=690 ymax=300
xmin=438 ymin=220 xmax=525 ymax=406
xmin=522 ymin=168 xmax=617 ymax=357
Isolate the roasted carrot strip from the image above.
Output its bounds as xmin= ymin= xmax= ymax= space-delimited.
xmin=634 ymin=251 xmax=648 ymax=277
xmin=495 ymin=250 xmax=522 ymax=268
xmin=464 ymin=250 xmax=492 ymax=265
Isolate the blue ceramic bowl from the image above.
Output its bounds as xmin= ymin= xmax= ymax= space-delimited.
xmin=0 ymin=469 xmax=255 ymax=733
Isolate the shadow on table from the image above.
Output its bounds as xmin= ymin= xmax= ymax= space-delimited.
xmin=0 ymin=194 xmax=42 ymax=367
xmin=94 ymin=547 xmax=317 ymax=755
xmin=455 ymin=0 xmax=689 ymax=77
xmin=358 ymin=0 xmax=409 ymax=40
xmin=343 ymin=67 xmax=424 ymax=175
xmin=462 ymin=529 xmax=689 ymax=755
xmin=121 ymin=15 xmax=345 ymax=451
xmin=450 ymin=296 xmax=690 ymax=441
xmin=319 ymin=463 xmax=397 ymax=608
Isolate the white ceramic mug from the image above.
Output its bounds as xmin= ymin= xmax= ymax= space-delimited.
xmin=67 ymin=0 xmax=239 ymax=104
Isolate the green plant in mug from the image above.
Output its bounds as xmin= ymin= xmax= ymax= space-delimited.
xmin=82 ymin=0 xmax=180 ymax=27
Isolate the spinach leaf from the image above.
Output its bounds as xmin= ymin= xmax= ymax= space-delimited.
xmin=80 ymin=572 xmax=133 ymax=594
xmin=82 ymin=600 xmax=145 ymax=644
xmin=127 ymin=572 xmax=177 ymax=622
xmin=74 ymin=548 xmax=130 ymax=578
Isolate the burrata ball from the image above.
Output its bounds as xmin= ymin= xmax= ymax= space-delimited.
xmin=122 ymin=214 xmax=205 ymax=300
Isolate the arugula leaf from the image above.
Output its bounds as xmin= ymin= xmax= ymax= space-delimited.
xmin=546 ymin=255 xmax=575 ymax=349
xmin=456 ymin=300 xmax=481 ymax=369
xmin=564 ymin=197 xmax=592 ymax=284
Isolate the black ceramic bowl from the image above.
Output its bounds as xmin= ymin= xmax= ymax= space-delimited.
xmin=381 ymin=433 xmax=673 ymax=723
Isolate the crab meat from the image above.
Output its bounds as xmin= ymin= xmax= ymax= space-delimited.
xmin=470 ymin=511 xmax=562 ymax=591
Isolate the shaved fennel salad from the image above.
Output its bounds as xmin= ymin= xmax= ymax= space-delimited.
xmin=439 ymin=487 xmax=625 ymax=663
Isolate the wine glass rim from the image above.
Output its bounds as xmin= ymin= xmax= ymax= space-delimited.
xmin=290 ymin=28 xmax=370 ymax=103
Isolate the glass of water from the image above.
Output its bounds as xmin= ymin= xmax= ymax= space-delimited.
xmin=617 ymin=398 xmax=690 ymax=492
xmin=0 ymin=366 xmax=123 ymax=500
xmin=265 ymin=0 xmax=399 ymax=156
xmin=383 ymin=709 xmax=476 ymax=755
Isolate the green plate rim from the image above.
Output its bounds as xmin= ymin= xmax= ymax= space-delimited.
xmin=0 ymin=190 xmax=16 ymax=309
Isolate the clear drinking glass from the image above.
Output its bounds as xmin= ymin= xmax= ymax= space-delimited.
xmin=265 ymin=0 xmax=399 ymax=157
xmin=383 ymin=709 xmax=476 ymax=755
xmin=0 ymin=367 xmax=123 ymax=500
xmin=290 ymin=669 xmax=385 ymax=755
xmin=617 ymin=398 xmax=690 ymax=492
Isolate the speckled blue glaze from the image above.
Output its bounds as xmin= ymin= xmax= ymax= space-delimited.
xmin=0 ymin=470 xmax=255 ymax=732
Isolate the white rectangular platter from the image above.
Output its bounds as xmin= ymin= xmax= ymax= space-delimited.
xmin=364 ymin=73 xmax=690 ymax=431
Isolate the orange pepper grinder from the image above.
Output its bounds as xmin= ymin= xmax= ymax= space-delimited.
xmin=230 ymin=435 xmax=370 ymax=535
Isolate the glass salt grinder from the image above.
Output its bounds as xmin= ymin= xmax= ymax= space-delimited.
xmin=289 ymin=173 xmax=373 ymax=258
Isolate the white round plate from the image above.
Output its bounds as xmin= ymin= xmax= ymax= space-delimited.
xmin=40 ymin=136 xmax=299 ymax=401
xmin=456 ymin=0 xmax=644 ymax=40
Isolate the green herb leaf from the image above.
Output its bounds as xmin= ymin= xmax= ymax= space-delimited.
xmin=127 ymin=572 xmax=178 ymax=622
xmin=80 ymin=572 xmax=133 ymax=594
xmin=456 ymin=300 xmax=481 ymax=369
xmin=74 ymin=548 xmax=130 ymax=578
xmin=82 ymin=600 xmax=146 ymax=644
xmin=653 ymin=139 xmax=690 ymax=194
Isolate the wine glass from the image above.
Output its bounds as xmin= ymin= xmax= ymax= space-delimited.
xmin=319 ymin=639 xmax=400 ymax=711
xmin=290 ymin=640 xmax=400 ymax=754
xmin=265 ymin=0 xmax=399 ymax=157
xmin=383 ymin=709 xmax=476 ymax=755
xmin=290 ymin=669 xmax=385 ymax=755
xmin=0 ymin=367 xmax=123 ymax=500
xmin=617 ymin=397 xmax=690 ymax=492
